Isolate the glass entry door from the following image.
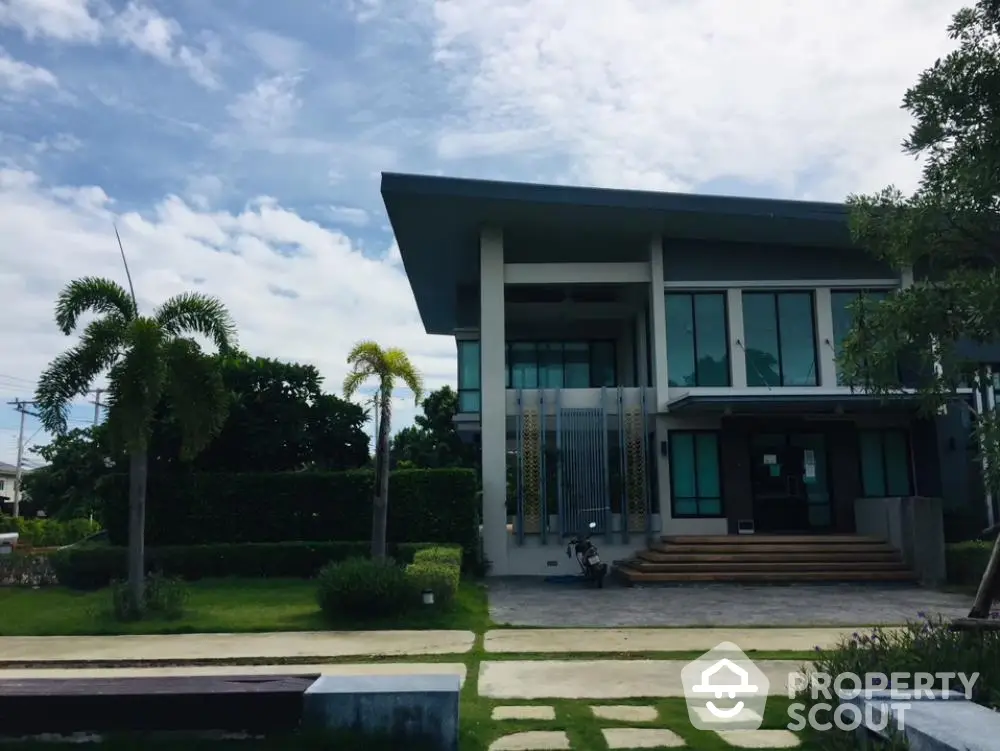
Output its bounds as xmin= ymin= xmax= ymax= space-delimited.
xmin=749 ymin=433 xmax=832 ymax=532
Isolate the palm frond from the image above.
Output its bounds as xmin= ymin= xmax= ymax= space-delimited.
xmin=343 ymin=369 xmax=373 ymax=399
xmin=154 ymin=292 xmax=238 ymax=353
xmin=162 ymin=337 xmax=229 ymax=460
xmin=34 ymin=315 xmax=129 ymax=434
xmin=55 ymin=277 xmax=136 ymax=335
xmin=343 ymin=340 xmax=384 ymax=397
xmin=102 ymin=318 xmax=168 ymax=453
xmin=383 ymin=347 xmax=424 ymax=405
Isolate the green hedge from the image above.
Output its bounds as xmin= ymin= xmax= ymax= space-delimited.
xmin=50 ymin=541 xmax=448 ymax=590
xmin=0 ymin=516 xmax=101 ymax=547
xmin=99 ymin=469 xmax=478 ymax=554
xmin=946 ymin=540 xmax=995 ymax=588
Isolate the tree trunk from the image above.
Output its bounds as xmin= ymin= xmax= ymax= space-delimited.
xmin=969 ymin=532 xmax=1000 ymax=619
xmin=127 ymin=447 xmax=148 ymax=614
xmin=371 ymin=392 xmax=392 ymax=561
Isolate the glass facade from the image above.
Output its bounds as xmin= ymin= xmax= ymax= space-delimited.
xmin=457 ymin=340 xmax=481 ymax=412
xmin=859 ymin=429 xmax=912 ymax=497
xmin=742 ymin=291 xmax=818 ymax=387
xmin=669 ymin=431 xmax=723 ymax=517
xmin=831 ymin=289 xmax=890 ymax=385
xmin=506 ymin=341 xmax=616 ymax=389
xmin=665 ymin=292 xmax=730 ymax=387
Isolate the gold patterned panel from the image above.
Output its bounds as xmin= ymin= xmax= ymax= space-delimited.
xmin=521 ymin=407 xmax=542 ymax=534
xmin=624 ymin=406 xmax=647 ymax=532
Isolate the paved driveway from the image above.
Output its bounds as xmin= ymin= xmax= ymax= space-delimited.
xmin=487 ymin=578 xmax=973 ymax=627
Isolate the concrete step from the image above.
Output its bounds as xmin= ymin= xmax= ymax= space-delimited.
xmin=624 ymin=559 xmax=911 ymax=573
xmin=637 ymin=549 xmax=902 ymax=564
xmin=615 ymin=566 xmax=917 ymax=584
xmin=649 ymin=543 xmax=899 ymax=555
xmin=659 ymin=534 xmax=885 ymax=545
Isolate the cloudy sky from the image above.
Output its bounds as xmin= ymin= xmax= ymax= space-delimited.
xmin=0 ymin=0 xmax=966 ymax=465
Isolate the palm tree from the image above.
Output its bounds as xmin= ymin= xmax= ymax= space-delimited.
xmin=35 ymin=277 xmax=237 ymax=611
xmin=343 ymin=341 xmax=423 ymax=560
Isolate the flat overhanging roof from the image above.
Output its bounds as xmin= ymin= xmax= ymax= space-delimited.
xmin=381 ymin=172 xmax=855 ymax=335
xmin=665 ymin=393 xmax=922 ymax=415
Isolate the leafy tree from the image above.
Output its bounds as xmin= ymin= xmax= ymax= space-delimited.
xmin=150 ymin=353 xmax=369 ymax=472
xmin=35 ymin=277 xmax=236 ymax=611
xmin=21 ymin=426 xmax=116 ymax=519
xmin=390 ymin=386 xmax=478 ymax=469
xmin=838 ymin=0 xmax=1000 ymax=621
xmin=342 ymin=341 xmax=423 ymax=560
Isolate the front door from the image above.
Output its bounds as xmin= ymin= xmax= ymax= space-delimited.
xmin=749 ymin=433 xmax=832 ymax=532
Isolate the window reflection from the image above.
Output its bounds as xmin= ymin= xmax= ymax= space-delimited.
xmin=831 ymin=290 xmax=890 ymax=385
xmin=743 ymin=291 xmax=818 ymax=387
xmin=665 ymin=292 xmax=730 ymax=386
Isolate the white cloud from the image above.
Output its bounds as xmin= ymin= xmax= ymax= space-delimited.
xmin=0 ymin=48 xmax=57 ymax=90
xmin=243 ymin=29 xmax=307 ymax=73
xmin=0 ymin=167 xmax=455 ymax=463
xmin=328 ymin=205 xmax=369 ymax=226
xmin=0 ymin=0 xmax=101 ymax=42
xmin=430 ymin=0 xmax=966 ymax=198
xmin=227 ymin=74 xmax=302 ymax=136
xmin=0 ymin=0 xmax=220 ymax=87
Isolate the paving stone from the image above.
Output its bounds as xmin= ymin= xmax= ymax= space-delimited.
xmin=492 ymin=705 xmax=557 ymax=721
xmin=716 ymin=729 xmax=801 ymax=748
xmin=590 ymin=704 xmax=658 ymax=721
xmin=689 ymin=706 xmax=763 ymax=726
xmin=602 ymin=727 xmax=686 ymax=748
xmin=488 ymin=730 xmax=571 ymax=750
xmin=487 ymin=579 xmax=970 ymax=627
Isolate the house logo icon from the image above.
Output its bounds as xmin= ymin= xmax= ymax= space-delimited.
xmin=681 ymin=641 xmax=770 ymax=730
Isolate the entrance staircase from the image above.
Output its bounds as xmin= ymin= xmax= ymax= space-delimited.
xmin=614 ymin=534 xmax=917 ymax=585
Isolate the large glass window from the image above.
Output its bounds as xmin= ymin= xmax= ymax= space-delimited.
xmin=859 ymin=429 xmax=912 ymax=497
xmin=457 ymin=340 xmax=481 ymax=412
xmin=666 ymin=292 xmax=730 ymax=387
xmin=505 ymin=341 xmax=617 ymax=389
xmin=669 ymin=431 xmax=723 ymax=517
xmin=831 ymin=289 xmax=891 ymax=385
xmin=743 ymin=291 xmax=818 ymax=387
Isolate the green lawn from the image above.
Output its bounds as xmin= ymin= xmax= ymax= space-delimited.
xmin=0 ymin=578 xmax=491 ymax=636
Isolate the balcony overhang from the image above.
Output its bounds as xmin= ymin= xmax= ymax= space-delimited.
xmin=381 ymin=172 xmax=854 ymax=335
xmin=664 ymin=392 xmax=923 ymax=416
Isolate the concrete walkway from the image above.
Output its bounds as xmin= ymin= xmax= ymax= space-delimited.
xmin=0 ymin=630 xmax=476 ymax=663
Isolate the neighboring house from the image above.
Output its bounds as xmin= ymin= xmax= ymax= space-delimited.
xmin=0 ymin=461 xmax=16 ymax=508
xmin=382 ymin=173 xmax=996 ymax=578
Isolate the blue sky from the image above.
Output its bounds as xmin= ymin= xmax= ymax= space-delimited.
xmin=0 ymin=0 xmax=965 ymax=465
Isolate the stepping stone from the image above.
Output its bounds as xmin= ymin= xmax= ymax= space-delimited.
xmin=591 ymin=705 xmax=658 ymax=722
xmin=492 ymin=705 xmax=557 ymax=721
xmin=716 ymin=729 xmax=800 ymax=748
xmin=488 ymin=730 xmax=571 ymax=750
xmin=602 ymin=728 xmax=686 ymax=748
xmin=689 ymin=706 xmax=763 ymax=725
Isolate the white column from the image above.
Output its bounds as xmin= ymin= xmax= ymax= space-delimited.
xmin=479 ymin=227 xmax=509 ymax=576
xmin=900 ymin=266 xmax=915 ymax=289
xmin=814 ymin=287 xmax=837 ymax=387
xmin=727 ymin=288 xmax=747 ymax=388
xmin=636 ymin=309 xmax=649 ymax=387
xmin=648 ymin=235 xmax=669 ymax=406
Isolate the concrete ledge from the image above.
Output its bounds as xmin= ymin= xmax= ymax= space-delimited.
xmin=302 ymin=673 xmax=460 ymax=751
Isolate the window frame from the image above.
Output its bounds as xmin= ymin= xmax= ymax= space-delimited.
xmin=742 ymin=290 xmax=819 ymax=387
xmin=665 ymin=291 xmax=731 ymax=387
xmin=858 ymin=428 xmax=914 ymax=498
xmin=668 ymin=429 xmax=725 ymax=518
xmin=504 ymin=340 xmax=618 ymax=389
xmin=830 ymin=288 xmax=895 ymax=386
xmin=456 ymin=339 xmax=481 ymax=413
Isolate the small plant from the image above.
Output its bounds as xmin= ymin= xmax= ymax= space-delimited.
xmin=109 ymin=571 xmax=188 ymax=622
xmin=316 ymin=557 xmax=415 ymax=621
xmin=412 ymin=546 xmax=462 ymax=567
xmin=405 ymin=560 xmax=460 ymax=607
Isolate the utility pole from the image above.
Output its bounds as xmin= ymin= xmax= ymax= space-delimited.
xmin=7 ymin=399 xmax=37 ymax=518
xmin=91 ymin=389 xmax=104 ymax=425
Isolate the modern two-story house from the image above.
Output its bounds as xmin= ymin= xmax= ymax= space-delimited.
xmin=382 ymin=173 xmax=993 ymax=580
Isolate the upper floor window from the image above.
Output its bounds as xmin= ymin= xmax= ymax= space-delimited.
xmin=742 ymin=291 xmax=818 ymax=387
xmin=831 ymin=289 xmax=891 ymax=385
xmin=507 ymin=340 xmax=616 ymax=389
xmin=457 ymin=340 xmax=481 ymax=412
xmin=0 ymin=478 xmax=5 ymax=491
xmin=665 ymin=292 xmax=730 ymax=387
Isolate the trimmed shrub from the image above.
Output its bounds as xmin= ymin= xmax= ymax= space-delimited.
xmin=412 ymin=545 xmax=463 ymax=568
xmin=0 ymin=516 xmax=101 ymax=547
xmin=98 ymin=469 xmax=479 ymax=564
xmin=109 ymin=572 xmax=188 ymax=622
xmin=946 ymin=540 xmax=995 ymax=588
xmin=0 ymin=552 xmax=58 ymax=586
xmin=405 ymin=560 xmax=460 ymax=607
xmin=316 ymin=557 xmax=416 ymax=620
xmin=49 ymin=541 xmax=444 ymax=590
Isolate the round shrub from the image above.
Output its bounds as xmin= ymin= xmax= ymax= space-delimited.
xmin=316 ymin=557 xmax=416 ymax=621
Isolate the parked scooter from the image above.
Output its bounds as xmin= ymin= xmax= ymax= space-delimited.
xmin=566 ymin=521 xmax=608 ymax=587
